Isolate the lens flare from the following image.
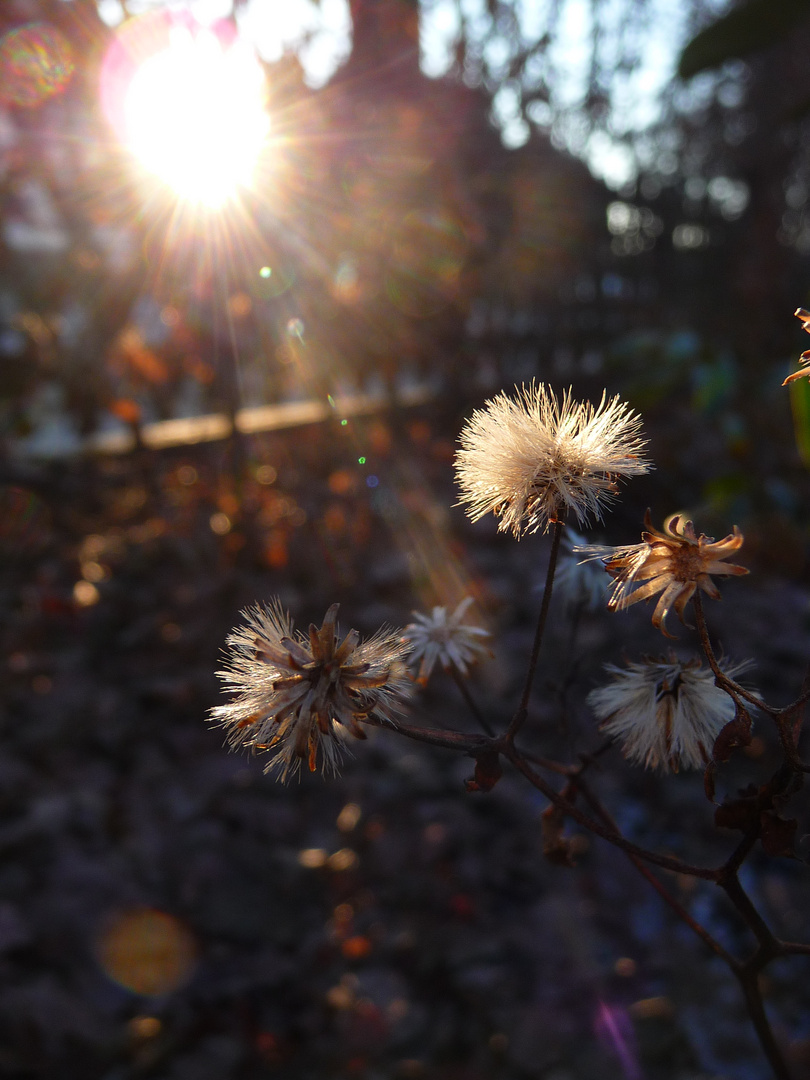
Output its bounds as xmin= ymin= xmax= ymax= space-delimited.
xmin=97 ymin=908 xmax=197 ymax=996
xmin=0 ymin=23 xmax=74 ymax=108
xmin=102 ymin=13 xmax=269 ymax=207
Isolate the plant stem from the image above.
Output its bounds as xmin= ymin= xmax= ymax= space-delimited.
xmin=735 ymin=971 xmax=793 ymax=1080
xmin=573 ymin=774 xmax=738 ymax=967
xmin=693 ymin=593 xmax=770 ymax=714
xmin=372 ymin=718 xmax=494 ymax=754
xmin=506 ymin=748 xmax=718 ymax=879
xmin=523 ymin=752 xmax=794 ymax=1079
xmin=719 ymin=872 xmax=780 ymax=952
xmin=507 ymin=518 xmax=564 ymax=742
xmin=449 ymin=666 xmax=495 ymax=735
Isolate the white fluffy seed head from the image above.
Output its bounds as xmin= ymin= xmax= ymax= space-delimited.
xmin=588 ymin=655 xmax=754 ymax=772
xmin=403 ymin=596 xmax=491 ymax=685
xmin=454 ymin=383 xmax=651 ymax=538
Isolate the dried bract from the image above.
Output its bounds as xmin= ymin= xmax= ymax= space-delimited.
xmin=593 ymin=511 xmax=748 ymax=638
xmin=454 ymin=383 xmax=650 ymax=538
xmin=589 ymin=655 xmax=754 ymax=772
xmin=404 ymin=596 xmax=491 ymax=685
xmin=783 ymin=307 xmax=810 ymax=385
xmin=211 ymin=600 xmax=412 ymax=781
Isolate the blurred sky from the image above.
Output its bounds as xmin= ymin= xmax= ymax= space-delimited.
xmin=96 ymin=0 xmax=708 ymax=188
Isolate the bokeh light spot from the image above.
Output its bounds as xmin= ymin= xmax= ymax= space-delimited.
xmin=255 ymin=464 xmax=277 ymax=485
xmin=0 ymin=23 xmax=75 ymax=108
xmin=328 ymin=470 xmax=354 ymax=495
xmin=209 ymin=512 xmax=231 ymax=535
xmin=341 ymin=934 xmax=372 ymax=959
xmin=82 ymin=560 xmax=108 ymax=583
xmin=256 ymin=263 xmax=294 ymax=297
xmin=97 ymin=908 xmax=197 ymax=996
xmin=358 ymin=457 xmax=366 ymax=465
xmin=177 ymin=465 xmax=198 ymax=486
xmin=298 ymin=847 xmax=328 ymax=868
xmin=128 ymin=1015 xmax=162 ymax=1040
xmin=328 ymin=848 xmax=359 ymax=872
xmin=73 ymin=580 xmax=100 ymax=607
xmin=337 ymin=803 xmax=362 ymax=832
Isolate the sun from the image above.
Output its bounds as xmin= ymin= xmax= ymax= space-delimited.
xmin=105 ymin=16 xmax=270 ymax=208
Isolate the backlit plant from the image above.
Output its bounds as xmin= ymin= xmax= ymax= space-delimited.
xmin=213 ymin=345 xmax=810 ymax=1080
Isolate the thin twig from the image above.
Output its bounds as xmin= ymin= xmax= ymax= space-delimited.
xmin=449 ymin=667 xmax=495 ymax=736
xmin=574 ymin=774 xmax=738 ymax=968
xmin=507 ymin=518 xmax=564 ymax=742
xmin=735 ymin=971 xmax=793 ymax=1080
xmin=520 ymin=749 xmax=572 ymax=776
xmin=522 ymin=738 xmax=613 ymax=778
xmin=506 ymin=748 xmax=719 ymax=880
xmin=722 ymin=830 xmax=760 ymax=879
xmin=719 ymin=873 xmax=780 ymax=953
xmin=373 ymin=718 xmax=494 ymax=754
xmin=693 ymin=593 xmax=775 ymax=714
xmin=778 ymin=940 xmax=810 ymax=957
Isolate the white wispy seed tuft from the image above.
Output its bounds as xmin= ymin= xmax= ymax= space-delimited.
xmin=404 ymin=597 xmax=491 ymax=685
xmin=588 ymin=654 xmax=755 ymax=772
xmin=454 ymin=382 xmax=650 ymax=538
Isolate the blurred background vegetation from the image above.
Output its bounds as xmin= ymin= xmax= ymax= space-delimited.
xmin=3 ymin=0 xmax=810 ymax=554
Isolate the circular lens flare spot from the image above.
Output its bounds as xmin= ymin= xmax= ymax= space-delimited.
xmin=103 ymin=14 xmax=269 ymax=207
xmin=97 ymin=908 xmax=197 ymax=996
xmin=0 ymin=23 xmax=75 ymax=108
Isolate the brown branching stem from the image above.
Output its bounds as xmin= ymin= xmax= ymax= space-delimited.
xmin=572 ymin=773 xmax=738 ymax=968
xmin=373 ymin=718 xmax=493 ymax=754
xmin=505 ymin=747 xmax=720 ymax=879
xmin=693 ymin=593 xmax=769 ymax=714
xmin=449 ymin=666 xmax=495 ymax=736
xmin=534 ymin=745 xmax=796 ymax=1079
xmin=506 ymin=518 xmax=564 ymax=743
xmin=736 ymin=975 xmax=793 ymax=1080
xmin=384 ymin=708 xmax=802 ymax=1079
xmin=380 ymin=576 xmax=810 ymax=1080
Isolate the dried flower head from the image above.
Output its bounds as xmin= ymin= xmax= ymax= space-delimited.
xmin=588 ymin=654 xmax=754 ymax=772
xmin=783 ymin=307 xmax=810 ymax=385
xmin=454 ymin=383 xmax=650 ymax=538
xmin=404 ymin=596 xmax=491 ymax=686
xmin=211 ymin=600 xmax=412 ymax=781
xmin=589 ymin=511 xmax=748 ymax=637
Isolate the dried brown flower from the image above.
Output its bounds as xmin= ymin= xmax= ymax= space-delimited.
xmin=592 ymin=511 xmax=748 ymax=637
xmin=211 ymin=601 xmax=411 ymax=780
xmin=783 ymin=307 xmax=810 ymax=385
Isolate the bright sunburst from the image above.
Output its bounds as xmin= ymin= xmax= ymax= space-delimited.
xmin=106 ymin=16 xmax=270 ymax=208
